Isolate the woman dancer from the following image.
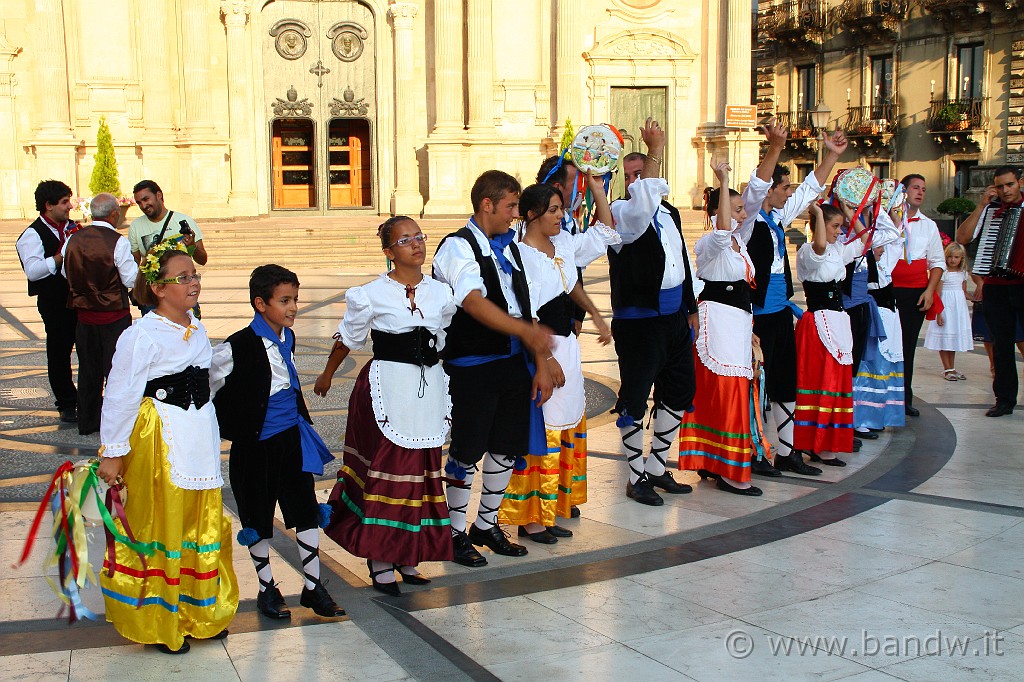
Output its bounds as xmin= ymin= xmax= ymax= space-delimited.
xmin=314 ymin=217 xmax=456 ymax=596
xmin=679 ymin=161 xmax=763 ymax=496
xmin=500 ymin=181 xmax=617 ymax=542
xmin=96 ymin=241 xmax=238 ymax=654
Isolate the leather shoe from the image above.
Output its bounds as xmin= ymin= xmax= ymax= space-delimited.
xmin=301 ymin=581 xmax=346 ymax=615
xmin=546 ymin=524 xmax=573 ymax=538
xmin=451 ymin=530 xmax=488 ymax=567
xmin=773 ymin=453 xmax=822 ymax=476
xmin=155 ymin=640 xmax=190 ymax=655
xmin=751 ymin=457 xmax=782 ymax=477
xmin=696 ymin=468 xmax=720 ymax=481
xmin=985 ymin=403 xmax=1014 ymax=417
xmin=395 ymin=566 xmax=431 ymax=585
xmin=808 ymin=452 xmax=847 ymax=467
xmin=517 ymin=526 xmax=557 ymax=544
xmin=647 ymin=470 xmax=692 ymax=494
xmin=905 ymin=405 xmax=920 ymax=417
xmin=626 ymin=474 xmax=664 ymax=506
xmin=716 ymin=478 xmax=763 ymax=496
xmin=59 ymin=407 xmax=77 ymax=423
xmin=256 ymin=584 xmax=291 ymax=620
xmin=367 ymin=561 xmax=401 ymax=597
xmin=854 ymin=430 xmax=879 ymax=440
xmin=569 ymin=506 xmax=580 ymax=518
xmin=469 ymin=523 xmax=528 ymax=556
xmin=853 ymin=437 xmax=863 ymax=451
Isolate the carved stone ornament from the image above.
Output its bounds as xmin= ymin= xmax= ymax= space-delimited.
xmin=327 ymin=22 xmax=368 ymax=62
xmin=330 ymin=87 xmax=369 ymax=117
xmin=270 ymin=19 xmax=312 ymax=61
xmin=273 ymin=86 xmax=313 ymax=117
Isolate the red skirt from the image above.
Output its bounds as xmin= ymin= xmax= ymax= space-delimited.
xmin=793 ymin=313 xmax=854 ymax=453
xmin=678 ymin=354 xmax=752 ymax=482
xmin=324 ymin=362 xmax=453 ymax=565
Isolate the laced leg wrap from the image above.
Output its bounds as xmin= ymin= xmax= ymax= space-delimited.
xmin=475 ymin=453 xmax=517 ymax=529
xmin=445 ymin=457 xmax=477 ymax=535
xmin=647 ymin=404 xmax=682 ymax=476
xmin=774 ymin=401 xmax=796 ymax=458
xmin=248 ymin=539 xmax=274 ymax=593
xmin=295 ymin=528 xmax=321 ymax=590
xmin=619 ymin=422 xmax=645 ymax=485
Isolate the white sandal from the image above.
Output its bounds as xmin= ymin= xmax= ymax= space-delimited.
xmin=954 ymin=370 xmax=967 ymax=380
xmin=943 ymin=369 xmax=959 ymax=381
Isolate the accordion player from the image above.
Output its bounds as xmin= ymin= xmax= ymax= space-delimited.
xmin=971 ymin=205 xmax=1024 ymax=279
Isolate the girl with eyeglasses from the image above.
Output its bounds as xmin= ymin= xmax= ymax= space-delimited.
xmin=314 ymin=216 xmax=457 ymax=595
xmin=95 ymin=240 xmax=238 ymax=654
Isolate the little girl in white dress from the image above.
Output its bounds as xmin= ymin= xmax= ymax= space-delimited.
xmin=924 ymin=242 xmax=973 ymax=379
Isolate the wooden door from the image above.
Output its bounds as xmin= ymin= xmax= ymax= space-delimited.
xmin=327 ymin=118 xmax=372 ymax=208
xmin=609 ymin=87 xmax=668 ymax=199
xmin=272 ymin=118 xmax=316 ymax=209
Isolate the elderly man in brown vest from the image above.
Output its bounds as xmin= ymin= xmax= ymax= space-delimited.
xmin=61 ymin=193 xmax=139 ymax=435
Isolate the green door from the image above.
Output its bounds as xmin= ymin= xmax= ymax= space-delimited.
xmin=609 ymin=87 xmax=668 ymax=200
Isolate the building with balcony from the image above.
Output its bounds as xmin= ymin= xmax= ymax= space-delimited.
xmin=755 ymin=0 xmax=1022 ymax=211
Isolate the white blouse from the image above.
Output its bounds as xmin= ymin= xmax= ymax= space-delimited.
xmin=518 ymin=222 xmax=620 ymax=313
xmin=694 ymin=219 xmax=755 ymax=283
xmin=797 ymin=211 xmax=902 ymax=283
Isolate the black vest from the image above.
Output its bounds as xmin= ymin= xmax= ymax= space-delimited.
xmin=213 ymin=327 xmax=313 ymax=442
xmin=748 ymin=216 xmax=794 ymax=309
xmin=842 ymin=251 xmax=879 ymax=297
xmin=607 ymin=200 xmax=697 ymax=314
xmin=19 ymin=218 xmax=70 ymax=300
xmin=434 ymin=226 xmax=532 ymax=360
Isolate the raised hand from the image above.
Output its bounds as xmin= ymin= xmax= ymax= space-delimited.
xmin=823 ymin=129 xmax=849 ymax=156
xmin=640 ymin=116 xmax=666 ymax=152
xmin=761 ymin=119 xmax=788 ymax=147
xmin=711 ymin=159 xmax=731 ymax=182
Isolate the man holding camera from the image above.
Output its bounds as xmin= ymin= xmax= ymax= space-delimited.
xmin=128 ymin=179 xmax=207 ymax=266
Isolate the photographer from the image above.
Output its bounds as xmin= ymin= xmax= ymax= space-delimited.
xmin=128 ymin=179 xmax=207 ymax=266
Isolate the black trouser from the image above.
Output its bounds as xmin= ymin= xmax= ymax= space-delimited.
xmin=846 ymin=302 xmax=872 ymax=376
xmin=75 ymin=315 xmax=131 ymax=434
xmin=894 ymin=286 xmax=927 ymax=408
xmin=611 ymin=310 xmax=696 ymax=422
xmin=753 ymin=309 xmax=797 ymax=404
xmin=36 ymin=295 xmax=78 ymax=410
xmin=982 ymin=282 xmax=1024 ymax=407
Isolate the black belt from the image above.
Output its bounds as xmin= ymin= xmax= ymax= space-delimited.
xmin=698 ymin=279 xmax=752 ymax=313
xmin=144 ymin=366 xmax=210 ymax=409
xmin=803 ymin=281 xmax=845 ymax=312
xmin=869 ymin=283 xmax=896 ymax=311
xmin=537 ymin=293 xmax=573 ymax=337
xmin=370 ymin=328 xmax=439 ymax=366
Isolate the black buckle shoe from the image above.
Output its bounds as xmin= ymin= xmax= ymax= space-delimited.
xmin=517 ymin=526 xmax=557 ymax=544
xmin=773 ymin=453 xmax=822 ymax=476
xmin=301 ymin=581 xmax=346 ymax=615
xmin=905 ymin=405 xmax=920 ymax=417
xmin=751 ymin=457 xmax=782 ymax=478
xmin=545 ymin=524 xmax=573 ymax=538
xmin=256 ymin=584 xmax=291 ymax=620
xmin=985 ymin=402 xmax=1014 ymax=417
xmin=395 ymin=565 xmax=431 ymax=585
xmin=646 ymin=470 xmax=693 ymax=494
xmin=469 ymin=523 xmax=528 ymax=556
xmin=807 ymin=452 xmax=847 ymax=467
xmin=626 ymin=474 xmax=664 ymax=506
xmin=716 ymin=478 xmax=763 ymax=496
xmin=59 ymin=407 xmax=78 ymax=423
xmin=451 ymin=530 xmax=488 ymax=567
xmin=154 ymin=640 xmax=190 ymax=655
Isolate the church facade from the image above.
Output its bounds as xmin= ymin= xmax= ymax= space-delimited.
xmin=0 ymin=0 xmax=758 ymax=220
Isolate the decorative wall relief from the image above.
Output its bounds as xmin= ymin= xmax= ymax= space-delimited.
xmin=330 ymin=87 xmax=369 ymax=117
xmin=273 ymin=86 xmax=313 ymax=116
xmin=327 ymin=22 xmax=368 ymax=62
xmin=270 ymin=19 xmax=312 ymax=60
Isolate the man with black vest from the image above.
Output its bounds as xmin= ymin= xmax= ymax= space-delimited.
xmin=62 ymin=193 xmax=138 ymax=435
xmin=608 ymin=117 xmax=696 ymax=506
xmin=16 ymin=180 xmax=79 ymax=424
xmin=744 ymin=130 xmax=848 ymax=475
xmin=432 ymin=170 xmax=555 ymax=566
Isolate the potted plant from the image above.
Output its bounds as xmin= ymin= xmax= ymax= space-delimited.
xmin=935 ymin=102 xmax=964 ymax=131
xmin=936 ymin=197 xmax=976 ymax=228
xmin=87 ymin=117 xmax=135 ymax=224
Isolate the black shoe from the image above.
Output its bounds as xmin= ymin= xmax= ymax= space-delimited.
xmin=716 ymin=478 xmax=763 ymax=496
xmin=469 ymin=523 xmax=528 ymax=556
xmin=187 ymin=629 xmax=229 ymax=640
xmin=256 ymin=584 xmax=291 ymax=620
xmin=301 ymin=581 xmax=346 ymax=615
xmin=78 ymin=427 xmax=98 ymax=436
xmin=367 ymin=561 xmax=401 ymax=597
xmin=986 ymin=403 xmax=1014 ymax=417
xmin=751 ymin=457 xmax=782 ymax=478
xmin=696 ymin=468 xmax=720 ymax=481
xmin=517 ymin=526 xmax=557 ymax=544
xmin=626 ymin=474 xmax=664 ymax=506
xmin=395 ymin=566 xmax=431 ymax=585
xmin=451 ymin=530 xmax=488 ymax=567
xmin=546 ymin=524 xmax=573 ymax=538
xmin=807 ymin=452 xmax=847 ymax=467
xmin=59 ymin=407 xmax=77 ymax=423
xmin=854 ymin=430 xmax=879 ymax=440
xmin=773 ymin=453 xmax=822 ymax=476
xmin=905 ymin=405 xmax=920 ymax=417
xmin=154 ymin=640 xmax=190 ymax=655
xmin=853 ymin=437 xmax=863 ymax=449
xmin=569 ymin=506 xmax=580 ymax=518
xmin=647 ymin=470 xmax=692 ymax=494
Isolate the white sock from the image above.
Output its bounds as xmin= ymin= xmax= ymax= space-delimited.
xmin=249 ymin=539 xmax=274 ymax=593
xmin=774 ymin=401 xmax=797 ymax=459
xmin=474 ymin=452 xmax=516 ymax=529
xmin=369 ymin=559 xmax=396 ymax=584
xmin=646 ymin=404 xmax=682 ymax=477
xmin=445 ymin=456 xmax=477 ymax=534
xmin=619 ymin=422 xmax=645 ymax=484
xmin=295 ymin=527 xmax=320 ymax=590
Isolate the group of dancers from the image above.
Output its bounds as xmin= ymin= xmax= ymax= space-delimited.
xmin=90 ymin=115 xmax=940 ymax=654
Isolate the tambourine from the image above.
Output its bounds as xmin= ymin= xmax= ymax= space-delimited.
xmin=833 ymin=167 xmax=881 ymax=209
xmin=73 ymin=458 xmax=127 ymax=527
xmin=570 ymin=124 xmax=623 ymax=175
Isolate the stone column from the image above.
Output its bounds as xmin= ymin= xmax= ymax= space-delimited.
xmin=221 ymin=2 xmax=258 ymax=214
xmin=180 ymin=0 xmax=214 ymax=132
xmin=389 ymin=2 xmax=423 ymax=214
xmin=432 ymin=0 xmax=463 ymax=133
xmin=554 ymin=0 xmax=581 ymax=136
xmin=725 ymin=0 xmax=752 ymax=111
xmin=140 ymin=4 xmax=174 ymax=134
xmin=466 ymin=0 xmax=494 ymax=133
xmin=29 ymin=2 xmax=77 ymax=197
xmin=0 ymin=27 xmax=22 ymax=218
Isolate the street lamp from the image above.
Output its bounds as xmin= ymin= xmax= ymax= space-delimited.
xmin=810 ymin=100 xmax=832 ymax=165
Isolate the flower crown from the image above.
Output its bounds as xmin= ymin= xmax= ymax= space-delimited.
xmin=141 ymin=238 xmax=189 ymax=284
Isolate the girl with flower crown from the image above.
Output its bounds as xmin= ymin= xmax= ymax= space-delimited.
xmin=95 ymin=239 xmax=237 ymax=654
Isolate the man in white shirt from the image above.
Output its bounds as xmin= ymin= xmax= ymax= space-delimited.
xmin=62 ymin=194 xmax=139 ymax=435
xmin=15 ymin=180 xmax=79 ymax=423
xmin=129 ymin=180 xmax=206 ymax=265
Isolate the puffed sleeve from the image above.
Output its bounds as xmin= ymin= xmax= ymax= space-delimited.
xmin=571 ymin=221 xmax=622 ymax=268
xmin=338 ymin=285 xmax=373 ymax=350
xmin=694 ymin=226 xmax=736 ymax=264
xmin=737 ymin=170 xmax=772 ymax=244
xmin=101 ymin=325 xmax=155 ymax=457
xmin=208 ymin=341 xmax=234 ymax=397
xmin=610 ymin=178 xmax=670 ymax=245
xmin=432 ymin=236 xmax=486 ymax=305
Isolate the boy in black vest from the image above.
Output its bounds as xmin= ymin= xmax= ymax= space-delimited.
xmin=432 ymin=170 xmax=555 ymax=567
xmin=608 ymin=117 xmax=696 ymax=506
xmin=211 ymin=265 xmax=344 ymax=619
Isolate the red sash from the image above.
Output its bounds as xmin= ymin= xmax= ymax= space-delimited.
xmin=891 ymin=258 xmax=928 ymax=288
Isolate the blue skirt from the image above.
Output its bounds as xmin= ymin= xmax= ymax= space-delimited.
xmin=853 ymin=339 xmax=905 ymax=430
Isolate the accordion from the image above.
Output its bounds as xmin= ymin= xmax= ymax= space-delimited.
xmin=972 ymin=205 xmax=1024 ymax=279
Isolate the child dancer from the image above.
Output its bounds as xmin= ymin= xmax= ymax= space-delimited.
xmin=314 ymin=217 xmax=456 ymax=595
xmin=500 ymin=182 xmax=616 ymax=543
xmin=924 ymin=242 xmax=973 ymax=379
xmin=97 ymin=241 xmax=237 ymax=654
xmin=211 ymin=265 xmax=344 ymax=620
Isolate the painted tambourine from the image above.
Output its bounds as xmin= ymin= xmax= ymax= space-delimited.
xmin=833 ymin=167 xmax=881 ymax=208
xmin=570 ymin=124 xmax=623 ymax=175
xmin=73 ymin=458 xmax=127 ymax=527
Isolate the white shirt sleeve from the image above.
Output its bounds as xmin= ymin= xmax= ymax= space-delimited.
xmin=776 ymin=173 xmax=825 ymax=227
xmin=871 ymin=210 xmax=903 ymax=250
xmin=208 ymin=341 xmax=234 ymax=397
xmin=610 ymin=178 xmax=670 ymax=245
xmin=737 ymin=171 xmax=772 ymax=243
xmin=115 ymin=235 xmax=140 ymax=288
xmin=15 ymin=228 xmax=58 ymax=281
xmin=338 ymin=285 xmax=373 ymax=350
xmin=432 ymin=236 xmax=486 ymax=306
xmin=571 ymin=221 xmax=621 ymax=268
xmin=923 ymin=222 xmax=947 ymax=272
xmin=101 ymin=325 xmax=154 ymax=457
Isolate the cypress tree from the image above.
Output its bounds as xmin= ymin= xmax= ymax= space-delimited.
xmin=89 ymin=116 xmax=121 ymax=196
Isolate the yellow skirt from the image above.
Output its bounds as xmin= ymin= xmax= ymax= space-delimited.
xmin=100 ymin=399 xmax=238 ymax=649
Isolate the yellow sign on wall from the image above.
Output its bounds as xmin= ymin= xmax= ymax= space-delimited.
xmin=725 ymin=105 xmax=758 ymax=129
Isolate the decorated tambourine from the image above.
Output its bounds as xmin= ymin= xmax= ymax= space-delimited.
xmin=570 ymin=124 xmax=623 ymax=175
xmin=833 ymin=167 xmax=881 ymax=209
